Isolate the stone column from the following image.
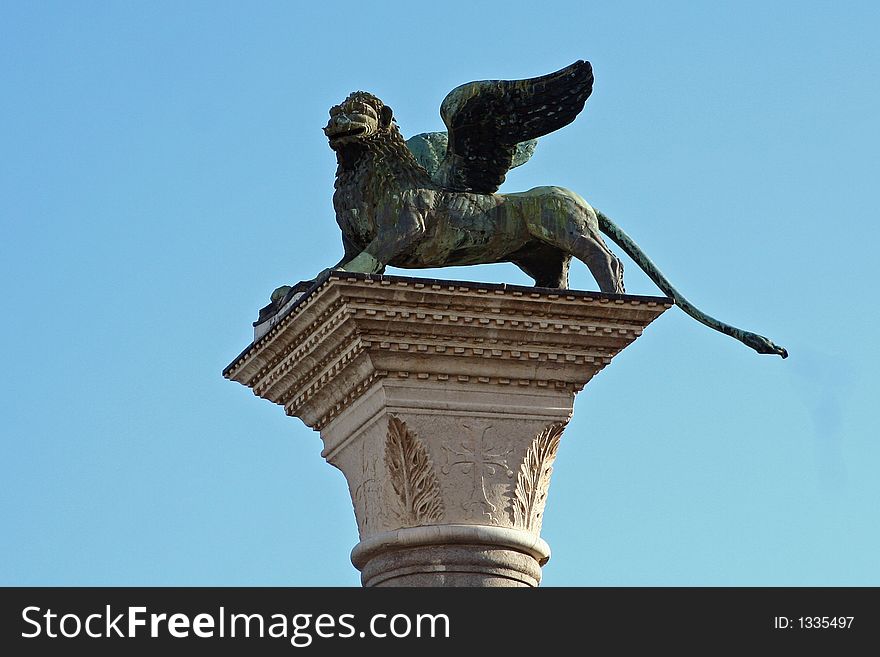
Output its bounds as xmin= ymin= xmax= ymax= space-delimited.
xmin=224 ymin=272 xmax=670 ymax=587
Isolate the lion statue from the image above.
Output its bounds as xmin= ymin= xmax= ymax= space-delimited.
xmin=268 ymin=61 xmax=786 ymax=358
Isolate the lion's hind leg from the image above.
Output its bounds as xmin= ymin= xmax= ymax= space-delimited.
xmin=523 ymin=189 xmax=625 ymax=294
xmin=563 ymin=232 xmax=625 ymax=294
xmin=509 ymin=242 xmax=571 ymax=289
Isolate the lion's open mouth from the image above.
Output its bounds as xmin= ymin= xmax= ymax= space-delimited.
xmin=327 ymin=126 xmax=367 ymax=141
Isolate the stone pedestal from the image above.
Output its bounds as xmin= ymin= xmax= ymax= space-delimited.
xmin=224 ymin=272 xmax=670 ymax=586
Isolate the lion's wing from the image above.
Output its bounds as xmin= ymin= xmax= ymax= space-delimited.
xmin=437 ymin=60 xmax=594 ymax=194
xmin=406 ymin=132 xmax=537 ymax=182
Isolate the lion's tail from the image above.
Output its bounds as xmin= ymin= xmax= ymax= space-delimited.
xmin=596 ymin=209 xmax=788 ymax=358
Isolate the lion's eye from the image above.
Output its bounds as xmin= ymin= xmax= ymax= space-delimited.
xmin=350 ymin=103 xmax=377 ymax=119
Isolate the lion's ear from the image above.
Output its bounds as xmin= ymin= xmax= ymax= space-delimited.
xmin=380 ymin=105 xmax=393 ymax=128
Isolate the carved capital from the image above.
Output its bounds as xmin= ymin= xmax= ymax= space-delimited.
xmin=224 ymin=273 xmax=671 ymax=586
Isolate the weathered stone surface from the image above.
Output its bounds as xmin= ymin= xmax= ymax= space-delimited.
xmin=225 ymin=272 xmax=671 ymax=586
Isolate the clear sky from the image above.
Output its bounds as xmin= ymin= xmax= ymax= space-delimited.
xmin=2 ymin=1 xmax=878 ymax=586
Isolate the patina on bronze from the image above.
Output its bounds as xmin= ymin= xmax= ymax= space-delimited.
xmin=267 ymin=61 xmax=786 ymax=358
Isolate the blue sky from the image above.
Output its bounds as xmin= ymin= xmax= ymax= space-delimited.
xmin=2 ymin=1 xmax=878 ymax=586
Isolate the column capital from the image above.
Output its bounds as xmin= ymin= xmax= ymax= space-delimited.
xmin=225 ymin=272 xmax=671 ymax=586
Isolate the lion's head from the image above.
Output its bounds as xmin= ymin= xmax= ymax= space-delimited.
xmin=324 ymin=92 xmax=394 ymax=150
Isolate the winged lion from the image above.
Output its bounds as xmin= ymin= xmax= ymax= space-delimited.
xmin=268 ymin=61 xmax=786 ymax=358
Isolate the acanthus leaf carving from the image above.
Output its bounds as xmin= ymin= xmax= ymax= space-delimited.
xmin=510 ymin=423 xmax=565 ymax=532
xmin=385 ymin=416 xmax=444 ymax=526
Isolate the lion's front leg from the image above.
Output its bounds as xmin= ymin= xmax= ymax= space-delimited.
xmin=339 ymin=251 xmax=386 ymax=274
xmin=339 ymin=204 xmax=426 ymax=274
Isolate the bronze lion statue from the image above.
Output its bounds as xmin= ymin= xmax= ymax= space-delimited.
xmin=268 ymin=61 xmax=786 ymax=358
